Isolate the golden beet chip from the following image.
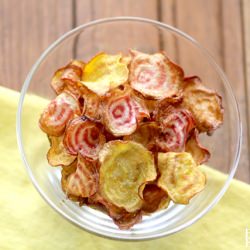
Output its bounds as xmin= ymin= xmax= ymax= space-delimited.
xmin=47 ymin=135 xmax=76 ymax=167
xmin=81 ymin=53 xmax=129 ymax=95
xmin=182 ymin=76 xmax=223 ymax=133
xmin=65 ymin=155 xmax=98 ymax=198
xmin=51 ymin=60 xmax=85 ymax=97
xmin=142 ymin=184 xmax=170 ymax=213
xmin=101 ymin=87 xmax=137 ymax=136
xmin=186 ymin=129 xmax=210 ymax=164
xmin=64 ymin=116 xmax=106 ymax=160
xmin=39 ymin=92 xmax=81 ymax=136
xmin=129 ymin=50 xmax=184 ymax=100
xmin=99 ymin=141 xmax=157 ymax=212
xmin=158 ymin=152 xmax=206 ymax=204
xmin=124 ymin=122 xmax=158 ymax=150
xmin=155 ymin=105 xmax=195 ymax=152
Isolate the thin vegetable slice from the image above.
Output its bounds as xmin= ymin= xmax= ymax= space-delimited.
xmin=155 ymin=105 xmax=195 ymax=152
xmin=51 ymin=60 xmax=85 ymax=97
xmin=64 ymin=117 xmax=106 ymax=160
xmin=99 ymin=141 xmax=157 ymax=212
xmin=129 ymin=50 xmax=184 ymax=100
xmin=124 ymin=122 xmax=158 ymax=150
xmin=81 ymin=53 xmax=129 ymax=96
xmin=113 ymin=210 xmax=142 ymax=230
xmin=47 ymin=135 xmax=76 ymax=167
xmin=182 ymin=76 xmax=223 ymax=133
xmin=61 ymin=160 xmax=77 ymax=193
xmin=39 ymin=92 xmax=81 ymax=136
xmin=88 ymin=192 xmax=142 ymax=230
xmin=131 ymin=93 xmax=150 ymax=122
xmin=65 ymin=155 xmax=98 ymax=197
xmin=142 ymin=184 xmax=170 ymax=213
xmin=101 ymin=87 xmax=137 ymax=136
xmin=186 ymin=129 xmax=210 ymax=164
xmin=158 ymin=152 xmax=206 ymax=204
xmin=81 ymin=88 xmax=101 ymax=120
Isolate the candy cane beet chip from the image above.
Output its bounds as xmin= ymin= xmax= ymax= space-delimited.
xmin=99 ymin=141 xmax=157 ymax=212
xmin=101 ymin=87 xmax=142 ymax=137
xmin=129 ymin=50 xmax=184 ymax=100
xmin=39 ymin=92 xmax=81 ymax=136
xmin=158 ymin=152 xmax=206 ymax=204
xmin=64 ymin=117 xmax=106 ymax=160
xmin=155 ymin=104 xmax=195 ymax=152
xmin=65 ymin=155 xmax=98 ymax=198
xmin=81 ymin=53 xmax=129 ymax=96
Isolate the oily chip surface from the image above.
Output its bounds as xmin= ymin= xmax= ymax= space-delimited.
xmin=99 ymin=140 xmax=157 ymax=212
xmin=158 ymin=152 xmax=206 ymax=204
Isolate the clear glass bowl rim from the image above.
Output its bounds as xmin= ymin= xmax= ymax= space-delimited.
xmin=16 ymin=16 xmax=242 ymax=241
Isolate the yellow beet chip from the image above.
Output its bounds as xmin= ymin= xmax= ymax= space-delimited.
xmin=81 ymin=53 xmax=129 ymax=96
xmin=99 ymin=141 xmax=157 ymax=212
xmin=47 ymin=136 xmax=76 ymax=167
xmin=158 ymin=152 xmax=206 ymax=204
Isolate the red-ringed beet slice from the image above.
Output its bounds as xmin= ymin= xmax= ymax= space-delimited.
xmin=101 ymin=87 xmax=137 ymax=136
xmin=129 ymin=49 xmax=184 ymax=100
xmin=39 ymin=92 xmax=81 ymax=136
xmin=64 ymin=116 xmax=106 ymax=160
xmin=155 ymin=105 xmax=195 ymax=152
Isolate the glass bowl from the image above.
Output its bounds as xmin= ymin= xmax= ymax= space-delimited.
xmin=16 ymin=17 xmax=241 ymax=240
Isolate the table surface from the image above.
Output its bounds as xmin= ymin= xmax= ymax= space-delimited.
xmin=1 ymin=0 xmax=249 ymax=183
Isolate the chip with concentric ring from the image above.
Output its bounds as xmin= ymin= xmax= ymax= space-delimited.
xmin=64 ymin=116 xmax=106 ymax=160
xmin=129 ymin=50 xmax=184 ymax=100
xmin=39 ymin=92 xmax=81 ymax=136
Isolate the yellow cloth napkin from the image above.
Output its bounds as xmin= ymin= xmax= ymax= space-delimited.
xmin=0 ymin=86 xmax=250 ymax=250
